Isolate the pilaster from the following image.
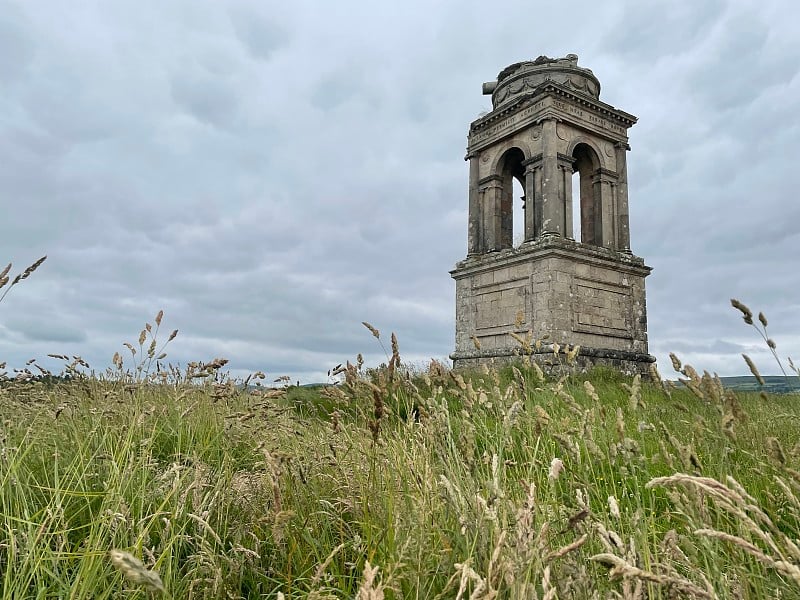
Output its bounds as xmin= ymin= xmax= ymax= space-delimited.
xmin=467 ymin=154 xmax=481 ymax=256
xmin=614 ymin=142 xmax=631 ymax=252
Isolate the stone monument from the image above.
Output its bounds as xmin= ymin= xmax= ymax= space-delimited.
xmin=450 ymin=55 xmax=654 ymax=374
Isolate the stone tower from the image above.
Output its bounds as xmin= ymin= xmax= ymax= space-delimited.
xmin=450 ymin=55 xmax=654 ymax=374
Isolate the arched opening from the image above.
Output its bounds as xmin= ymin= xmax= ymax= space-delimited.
xmin=571 ymin=170 xmax=581 ymax=242
xmin=497 ymin=147 xmax=526 ymax=249
xmin=571 ymin=143 xmax=601 ymax=246
xmin=513 ymin=177 xmax=525 ymax=246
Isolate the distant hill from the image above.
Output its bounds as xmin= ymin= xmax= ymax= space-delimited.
xmin=717 ymin=376 xmax=800 ymax=394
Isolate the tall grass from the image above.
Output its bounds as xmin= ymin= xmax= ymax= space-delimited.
xmin=0 ymin=304 xmax=798 ymax=598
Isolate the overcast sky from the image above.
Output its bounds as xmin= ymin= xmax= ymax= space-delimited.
xmin=1 ymin=0 xmax=798 ymax=382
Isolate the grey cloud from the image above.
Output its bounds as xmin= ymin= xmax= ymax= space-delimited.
xmin=603 ymin=0 xmax=726 ymax=62
xmin=310 ymin=73 xmax=359 ymax=112
xmin=686 ymin=15 xmax=794 ymax=111
xmin=0 ymin=8 xmax=34 ymax=82
xmin=1 ymin=0 xmax=799 ymax=383
xmin=170 ymin=70 xmax=240 ymax=128
xmin=5 ymin=316 xmax=87 ymax=344
xmin=228 ymin=7 xmax=289 ymax=61
xmin=656 ymin=338 xmax=750 ymax=356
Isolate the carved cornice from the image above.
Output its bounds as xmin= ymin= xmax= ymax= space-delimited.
xmin=451 ymin=235 xmax=651 ymax=278
xmin=469 ymin=82 xmax=637 ymax=135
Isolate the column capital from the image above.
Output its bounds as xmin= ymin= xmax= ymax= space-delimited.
xmin=522 ymin=153 xmax=543 ymax=170
xmin=591 ymin=168 xmax=618 ymax=183
xmin=478 ymin=174 xmax=503 ymax=187
xmin=557 ymin=153 xmax=576 ymax=170
xmin=614 ymin=141 xmax=631 ymax=151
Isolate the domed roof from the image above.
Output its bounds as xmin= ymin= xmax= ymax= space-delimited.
xmin=483 ymin=54 xmax=601 ymax=108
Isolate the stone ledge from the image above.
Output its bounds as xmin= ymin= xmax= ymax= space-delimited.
xmin=450 ymin=344 xmax=654 ymax=364
xmin=451 ymin=345 xmax=655 ymax=377
xmin=452 ymin=236 xmax=650 ymax=279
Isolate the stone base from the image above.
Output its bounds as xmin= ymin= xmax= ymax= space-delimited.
xmin=451 ymin=237 xmax=652 ymax=376
xmin=450 ymin=345 xmax=655 ymax=378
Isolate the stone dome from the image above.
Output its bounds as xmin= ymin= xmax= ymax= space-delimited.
xmin=482 ymin=54 xmax=601 ymax=108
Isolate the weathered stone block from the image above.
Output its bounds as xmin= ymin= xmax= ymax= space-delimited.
xmin=452 ymin=55 xmax=653 ymax=375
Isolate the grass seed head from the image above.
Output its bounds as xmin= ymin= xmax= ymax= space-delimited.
xmin=549 ymin=457 xmax=564 ymax=480
xmin=362 ymin=321 xmax=380 ymax=339
xmin=20 ymin=255 xmax=47 ymax=280
xmin=767 ymin=437 xmax=786 ymax=466
xmin=741 ymin=354 xmax=765 ymax=386
xmin=108 ymin=550 xmax=165 ymax=593
xmin=730 ymin=298 xmax=754 ymax=324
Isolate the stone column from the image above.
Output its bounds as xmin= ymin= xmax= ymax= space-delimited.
xmin=540 ymin=118 xmax=563 ymax=236
xmin=522 ymin=157 xmax=541 ymax=241
xmin=467 ymin=154 xmax=480 ymax=255
xmin=558 ymin=155 xmax=575 ymax=240
xmin=614 ymin=142 xmax=631 ymax=252
xmin=479 ymin=175 xmax=503 ymax=252
xmin=592 ymin=169 xmax=617 ymax=250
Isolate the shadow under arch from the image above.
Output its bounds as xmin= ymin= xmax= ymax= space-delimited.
xmin=494 ymin=146 xmax=526 ymax=249
xmin=571 ymin=142 xmax=603 ymax=246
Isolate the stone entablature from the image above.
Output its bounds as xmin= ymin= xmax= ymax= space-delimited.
xmin=468 ymin=90 xmax=636 ymax=155
xmin=452 ymin=55 xmax=654 ymax=375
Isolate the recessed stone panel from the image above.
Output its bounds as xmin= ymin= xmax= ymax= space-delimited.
xmin=452 ymin=55 xmax=653 ymax=374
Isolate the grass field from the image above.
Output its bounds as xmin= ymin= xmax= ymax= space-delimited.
xmin=1 ymin=328 xmax=799 ymax=598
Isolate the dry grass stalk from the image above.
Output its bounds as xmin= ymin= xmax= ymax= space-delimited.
xmin=766 ymin=437 xmax=786 ymax=466
xmin=590 ymin=553 xmax=715 ymax=598
xmin=548 ymin=458 xmax=564 ymax=481
xmin=509 ymin=331 xmax=532 ymax=354
xmin=608 ymin=495 xmax=621 ymax=519
xmin=741 ymin=354 xmax=765 ymax=386
xmin=730 ymin=298 xmax=754 ymax=325
xmin=695 ymin=528 xmax=800 ymax=586
xmin=540 ymin=565 xmax=557 ymax=600
xmin=583 ymin=380 xmax=600 ymax=403
xmin=356 ymin=562 xmax=385 ymax=600
xmin=108 ymin=549 xmax=165 ymax=593
xmin=648 ymin=473 xmax=798 ymax=565
xmin=0 ymin=255 xmax=47 ymax=303
xmin=547 ymin=532 xmax=588 ymax=561
xmin=311 ymin=543 xmax=346 ymax=586
xmin=362 ymin=321 xmax=380 ymax=339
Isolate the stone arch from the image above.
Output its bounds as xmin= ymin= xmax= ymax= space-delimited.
xmin=571 ymin=142 xmax=603 ymax=246
xmin=494 ymin=147 xmax=526 ymax=248
xmin=486 ymin=136 xmax=535 ymax=175
xmin=565 ymin=136 xmax=608 ymax=170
